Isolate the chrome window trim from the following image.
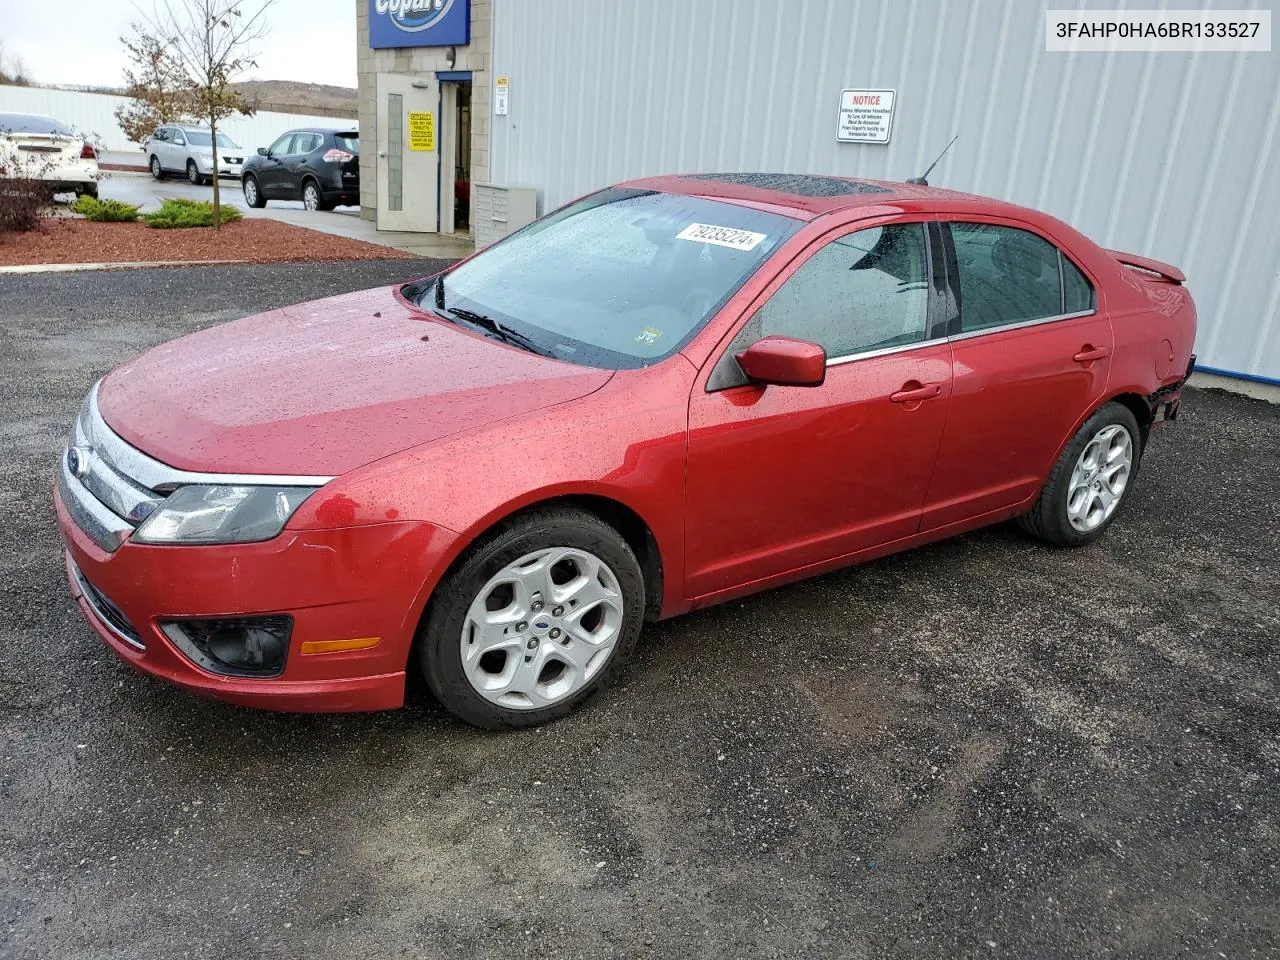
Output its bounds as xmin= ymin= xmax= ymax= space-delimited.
xmin=820 ymin=309 xmax=1098 ymax=369
xmin=58 ymin=454 xmax=132 ymax=553
xmin=86 ymin=382 xmax=336 ymax=491
xmin=948 ymin=309 xmax=1097 ymax=344
xmin=825 ymin=337 xmax=942 ymax=368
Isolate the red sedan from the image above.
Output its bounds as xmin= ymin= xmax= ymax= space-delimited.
xmin=55 ymin=173 xmax=1197 ymax=728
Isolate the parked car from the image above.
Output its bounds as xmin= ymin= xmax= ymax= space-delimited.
xmin=0 ymin=113 xmax=98 ymax=197
xmin=240 ymin=128 xmax=359 ymax=210
xmin=56 ymin=173 xmax=1197 ymax=729
xmin=144 ymin=125 xmax=246 ymax=184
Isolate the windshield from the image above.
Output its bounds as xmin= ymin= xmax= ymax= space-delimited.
xmin=418 ymin=187 xmax=800 ymax=368
xmin=185 ymin=130 xmax=238 ymax=148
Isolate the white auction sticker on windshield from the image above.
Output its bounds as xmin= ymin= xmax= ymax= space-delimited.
xmin=676 ymin=223 xmax=767 ymax=251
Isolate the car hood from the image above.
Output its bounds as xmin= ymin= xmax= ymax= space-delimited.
xmin=97 ymin=285 xmax=613 ymax=476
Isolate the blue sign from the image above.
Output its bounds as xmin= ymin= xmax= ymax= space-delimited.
xmin=369 ymin=0 xmax=470 ymax=48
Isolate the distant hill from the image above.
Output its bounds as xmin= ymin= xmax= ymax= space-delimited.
xmin=21 ymin=79 xmax=358 ymax=120
xmin=234 ymin=80 xmax=357 ymax=119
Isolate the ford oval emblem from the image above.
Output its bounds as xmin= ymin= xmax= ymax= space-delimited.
xmin=534 ymin=620 xmax=550 ymax=631
xmin=66 ymin=445 xmax=91 ymax=478
xmin=373 ymin=0 xmax=455 ymax=33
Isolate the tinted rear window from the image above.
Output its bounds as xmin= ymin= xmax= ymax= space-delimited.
xmin=0 ymin=114 xmax=71 ymax=135
xmin=335 ymin=134 xmax=358 ymax=153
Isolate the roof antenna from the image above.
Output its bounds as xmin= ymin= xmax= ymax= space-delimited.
xmin=907 ymin=135 xmax=958 ymax=186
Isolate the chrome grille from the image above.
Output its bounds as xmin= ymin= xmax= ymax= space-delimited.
xmin=58 ymin=381 xmax=336 ymax=553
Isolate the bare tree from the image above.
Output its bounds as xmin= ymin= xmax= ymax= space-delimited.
xmin=0 ymin=42 xmax=35 ymax=86
xmin=114 ymin=23 xmax=198 ymax=144
xmin=141 ymin=0 xmax=274 ymax=228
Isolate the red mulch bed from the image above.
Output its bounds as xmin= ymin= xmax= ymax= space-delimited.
xmin=0 ymin=218 xmax=414 ymax=266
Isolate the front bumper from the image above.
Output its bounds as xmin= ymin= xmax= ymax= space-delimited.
xmin=196 ymin=156 xmax=245 ymax=177
xmin=56 ymin=483 xmax=461 ymax=712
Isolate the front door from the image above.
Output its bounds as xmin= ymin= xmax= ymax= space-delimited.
xmin=259 ymin=132 xmax=294 ymax=197
xmin=684 ymin=219 xmax=953 ymax=598
xmin=921 ymin=219 xmax=1112 ymax=530
xmin=376 ymin=72 xmax=439 ymax=232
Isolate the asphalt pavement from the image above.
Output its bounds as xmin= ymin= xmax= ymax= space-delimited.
xmin=1 ymin=261 xmax=1277 ymax=959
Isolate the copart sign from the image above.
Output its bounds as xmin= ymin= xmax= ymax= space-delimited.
xmin=368 ymin=0 xmax=470 ymax=48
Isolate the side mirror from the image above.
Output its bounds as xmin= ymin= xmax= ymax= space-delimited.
xmin=257 ymin=146 xmax=268 ymax=156
xmin=735 ymin=336 xmax=826 ymax=388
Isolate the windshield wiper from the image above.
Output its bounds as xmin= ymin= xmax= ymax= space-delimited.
xmin=446 ymin=306 xmax=551 ymax=357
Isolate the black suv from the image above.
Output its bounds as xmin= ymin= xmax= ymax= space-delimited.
xmin=240 ymin=128 xmax=359 ymax=211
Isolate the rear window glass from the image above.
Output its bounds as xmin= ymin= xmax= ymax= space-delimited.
xmin=0 ymin=114 xmax=71 ymax=135
xmin=335 ymin=134 xmax=358 ymax=153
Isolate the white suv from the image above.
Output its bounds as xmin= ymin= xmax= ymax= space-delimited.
xmin=145 ymin=126 xmax=246 ymax=184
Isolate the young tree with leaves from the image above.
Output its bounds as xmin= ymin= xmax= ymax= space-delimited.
xmin=114 ymin=24 xmax=197 ymax=145
xmin=142 ymin=0 xmax=274 ymax=229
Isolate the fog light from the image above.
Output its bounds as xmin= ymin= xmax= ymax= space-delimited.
xmin=160 ymin=615 xmax=292 ymax=677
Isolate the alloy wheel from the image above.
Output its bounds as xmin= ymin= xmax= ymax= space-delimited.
xmin=303 ymin=183 xmax=320 ymax=210
xmin=460 ymin=547 xmax=625 ymax=710
xmin=150 ymin=156 xmax=161 ymax=178
xmin=187 ymin=161 xmax=199 ymax=185
xmin=1066 ymin=424 xmax=1133 ymax=532
xmin=243 ymin=178 xmax=257 ymax=206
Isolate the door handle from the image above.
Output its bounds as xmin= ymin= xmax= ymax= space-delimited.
xmin=1073 ymin=345 xmax=1111 ymax=363
xmin=890 ymin=381 xmax=942 ymax=404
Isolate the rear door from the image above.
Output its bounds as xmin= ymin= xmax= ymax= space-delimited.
xmin=287 ymin=132 xmax=323 ymax=196
xmin=921 ymin=219 xmax=1110 ymax=530
xmin=684 ymin=218 xmax=954 ymax=598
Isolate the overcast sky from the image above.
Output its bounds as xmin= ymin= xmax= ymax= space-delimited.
xmin=0 ymin=0 xmax=358 ymax=88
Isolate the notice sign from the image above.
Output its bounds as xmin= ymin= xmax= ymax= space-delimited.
xmin=837 ymin=89 xmax=896 ymax=144
xmin=495 ymin=75 xmax=510 ymax=116
xmin=408 ymin=111 xmax=435 ymax=151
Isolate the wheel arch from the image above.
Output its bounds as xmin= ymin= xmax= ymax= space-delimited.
xmin=430 ymin=492 xmax=665 ymax=626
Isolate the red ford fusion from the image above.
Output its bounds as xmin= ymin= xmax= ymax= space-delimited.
xmin=55 ymin=173 xmax=1197 ymax=728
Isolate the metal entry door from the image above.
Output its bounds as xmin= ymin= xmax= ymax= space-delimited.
xmin=376 ymin=73 xmax=439 ymax=232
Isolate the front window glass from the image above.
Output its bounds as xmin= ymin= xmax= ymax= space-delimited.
xmin=422 ymin=188 xmax=801 ymax=368
xmin=268 ymin=134 xmax=294 ymax=156
xmin=754 ymin=223 xmax=930 ymax=358
xmin=951 ymin=223 xmax=1067 ymax=331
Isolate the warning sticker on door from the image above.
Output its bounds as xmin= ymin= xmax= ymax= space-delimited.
xmin=408 ymin=111 xmax=435 ymax=151
xmin=676 ymin=223 xmax=767 ymax=251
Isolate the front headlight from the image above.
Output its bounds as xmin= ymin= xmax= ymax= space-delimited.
xmin=132 ymin=485 xmax=319 ymax=545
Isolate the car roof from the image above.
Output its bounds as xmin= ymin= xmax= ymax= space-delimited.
xmin=620 ymin=172 xmax=1036 ymax=223
xmin=285 ymin=127 xmax=358 ymax=134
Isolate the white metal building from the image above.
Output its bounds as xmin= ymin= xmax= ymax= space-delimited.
xmin=357 ymin=0 xmax=1279 ymax=383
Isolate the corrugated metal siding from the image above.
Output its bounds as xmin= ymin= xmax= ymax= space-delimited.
xmin=490 ymin=0 xmax=1279 ymax=381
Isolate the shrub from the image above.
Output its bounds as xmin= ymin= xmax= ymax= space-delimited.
xmin=71 ymin=195 xmax=141 ymax=222
xmin=142 ymin=197 xmax=243 ymax=229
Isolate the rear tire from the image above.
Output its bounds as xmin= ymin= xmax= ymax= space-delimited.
xmin=149 ymin=155 xmax=163 ymax=180
xmin=301 ymin=179 xmax=328 ymax=211
xmin=1018 ymin=402 xmax=1142 ymax=547
xmin=418 ymin=508 xmax=645 ymax=729
xmin=242 ymin=175 xmax=266 ymax=208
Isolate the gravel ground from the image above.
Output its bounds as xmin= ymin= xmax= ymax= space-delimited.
xmin=0 ymin=220 xmax=412 ymax=267
xmin=1 ymin=262 xmax=1277 ymax=960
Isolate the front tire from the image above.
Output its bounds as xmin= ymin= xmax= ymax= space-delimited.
xmin=242 ymin=175 xmax=266 ymax=208
xmin=1018 ymin=402 xmax=1142 ymax=547
xmin=418 ymin=508 xmax=645 ymax=729
xmin=150 ymin=155 xmax=163 ymax=179
xmin=186 ymin=160 xmax=204 ymax=185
